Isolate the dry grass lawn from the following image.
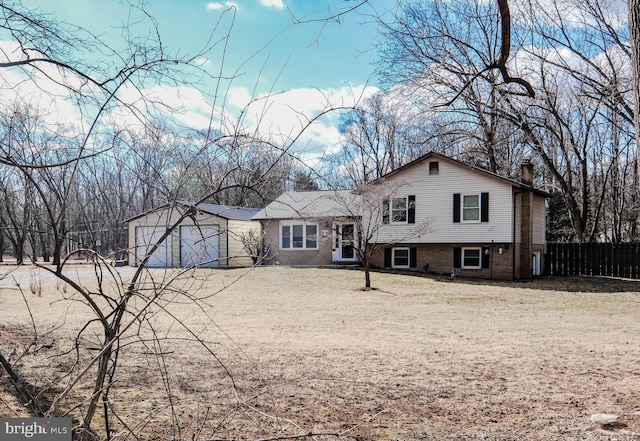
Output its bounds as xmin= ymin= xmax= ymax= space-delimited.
xmin=1 ymin=265 xmax=640 ymax=440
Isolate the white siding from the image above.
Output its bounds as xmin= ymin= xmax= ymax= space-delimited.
xmin=366 ymin=159 xmax=515 ymax=244
xmin=227 ymin=219 xmax=261 ymax=267
xmin=532 ymin=196 xmax=546 ymax=245
xmin=128 ymin=206 xmax=228 ymax=267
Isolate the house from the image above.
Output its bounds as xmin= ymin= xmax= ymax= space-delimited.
xmin=127 ymin=202 xmax=261 ymax=268
xmin=363 ymin=152 xmax=549 ymax=280
xmin=254 ymin=152 xmax=549 ymax=280
xmin=252 ymin=190 xmax=361 ymax=266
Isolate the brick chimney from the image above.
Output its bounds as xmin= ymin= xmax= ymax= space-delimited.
xmin=521 ymin=159 xmax=534 ymax=186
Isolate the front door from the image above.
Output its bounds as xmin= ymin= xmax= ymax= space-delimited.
xmin=333 ymin=223 xmax=357 ymax=262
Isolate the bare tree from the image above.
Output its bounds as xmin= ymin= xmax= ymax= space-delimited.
xmin=240 ymin=227 xmax=264 ymax=265
xmin=0 ymin=1 xmax=285 ymax=439
xmin=318 ymin=183 xmax=431 ymax=289
xmin=628 ymin=0 xmax=640 ymax=230
xmin=375 ymin=0 xmax=638 ymax=242
xmin=376 ymin=0 xmax=527 ymax=177
xmin=508 ymin=0 xmax=636 ymax=241
xmin=0 ymin=3 xmax=370 ymax=439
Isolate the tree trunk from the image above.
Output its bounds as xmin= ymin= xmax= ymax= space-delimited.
xmin=14 ymin=236 xmax=25 ymax=265
xmin=40 ymin=232 xmax=50 ymax=262
xmin=81 ymin=333 xmax=115 ymax=440
xmin=0 ymin=351 xmax=43 ymax=416
xmin=364 ymin=261 xmax=371 ymax=289
xmin=629 ymin=0 xmax=640 ymax=236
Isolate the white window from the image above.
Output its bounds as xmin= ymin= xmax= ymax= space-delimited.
xmin=462 ymin=247 xmax=482 ymax=269
xmin=392 ymin=248 xmax=410 ymax=269
xmin=281 ymin=222 xmax=318 ymax=250
xmin=462 ymin=194 xmax=480 ymax=222
xmin=390 ymin=197 xmax=408 ymax=224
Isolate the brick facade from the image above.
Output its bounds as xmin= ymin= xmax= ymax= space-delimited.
xmin=370 ymin=242 xmax=544 ymax=280
xmin=260 ymin=219 xmax=335 ymax=266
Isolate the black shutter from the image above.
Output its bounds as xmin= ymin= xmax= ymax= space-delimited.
xmin=453 ymin=193 xmax=461 ymax=223
xmin=453 ymin=247 xmax=461 ymax=268
xmin=410 ymin=247 xmax=417 ymax=268
xmin=384 ymin=247 xmax=392 ymax=268
xmin=408 ymin=195 xmax=416 ymax=224
xmin=382 ymin=198 xmax=390 ymax=224
xmin=481 ymin=192 xmax=489 ymax=222
xmin=482 ymin=246 xmax=490 ymax=269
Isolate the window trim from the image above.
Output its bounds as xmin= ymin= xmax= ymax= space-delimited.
xmin=383 ymin=195 xmax=416 ymax=225
xmin=392 ymin=247 xmax=410 ymax=269
xmin=453 ymin=192 xmax=489 ymax=223
xmin=280 ymin=221 xmax=319 ymax=250
xmin=461 ymin=247 xmax=482 ymax=269
xmin=390 ymin=196 xmax=408 ymax=224
xmin=462 ymin=194 xmax=481 ymax=223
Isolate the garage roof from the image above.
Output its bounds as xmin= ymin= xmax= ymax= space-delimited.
xmin=196 ymin=203 xmax=260 ymax=220
xmin=127 ymin=202 xmax=261 ymax=222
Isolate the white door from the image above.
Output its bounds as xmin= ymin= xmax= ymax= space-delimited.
xmin=332 ymin=223 xmax=357 ymax=262
xmin=136 ymin=226 xmax=172 ymax=267
xmin=180 ymin=225 xmax=220 ymax=268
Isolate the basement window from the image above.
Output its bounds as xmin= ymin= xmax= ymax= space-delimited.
xmin=392 ymin=248 xmax=410 ymax=269
xmin=462 ymin=247 xmax=481 ymax=269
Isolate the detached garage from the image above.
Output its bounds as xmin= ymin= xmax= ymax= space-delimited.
xmin=127 ymin=202 xmax=261 ymax=268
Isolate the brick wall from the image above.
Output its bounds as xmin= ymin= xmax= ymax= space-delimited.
xmin=370 ymin=243 xmax=516 ymax=280
xmin=260 ymin=219 xmax=334 ymax=266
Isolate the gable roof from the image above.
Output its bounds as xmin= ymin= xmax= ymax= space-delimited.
xmin=195 ymin=203 xmax=260 ymax=220
xmin=127 ymin=202 xmax=260 ymax=222
xmin=252 ymin=190 xmax=360 ymax=220
xmin=372 ymin=151 xmax=552 ymax=198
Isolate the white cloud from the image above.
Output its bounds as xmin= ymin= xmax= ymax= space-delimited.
xmin=260 ymin=0 xmax=285 ymax=9
xmin=226 ymin=86 xmax=253 ymax=110
xmin=113 ymin=83 xmax=221 ymax=132
xmin=224 ymin=85 xmax=378 ymax=159
xmin=0 ymin=41 xmax=90 ymax=130
xmin=206 ymin=2 xmax=238 ymax=11
xmin=0 ymin=39 xmax=378 ymax=167
xmin=512 ymin=0 xmax=627 ymax=30
xmin=108 ymin=81 xmax=379 ymax=163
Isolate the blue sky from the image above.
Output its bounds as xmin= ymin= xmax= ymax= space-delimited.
xmin=21 ymin=0 xmax=389 ymax=95
xmin=13 ymin=0 xmax=392 ymax=159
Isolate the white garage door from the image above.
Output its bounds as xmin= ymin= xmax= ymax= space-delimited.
xmin=180 ymin=225 xmax=220 ymax=268
xmin=136 ymin=226 xmax=172 ymax=267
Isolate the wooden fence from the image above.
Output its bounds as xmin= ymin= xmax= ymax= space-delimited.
xmin=545 ymin=242 xmax=640 ymax=278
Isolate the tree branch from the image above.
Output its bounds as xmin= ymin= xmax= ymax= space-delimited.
xmin=495 ymin=0 xmax=535 ymax=98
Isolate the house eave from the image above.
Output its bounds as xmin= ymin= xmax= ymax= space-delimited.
xmin=368 ymin=151 xmax=552 ymax=198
